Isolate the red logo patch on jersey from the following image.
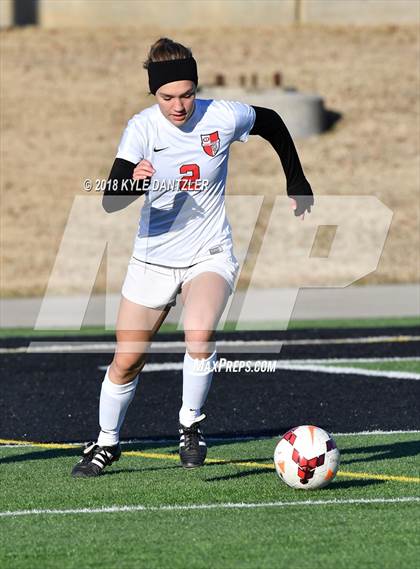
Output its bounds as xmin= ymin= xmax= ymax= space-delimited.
xmin=201 ymin=131 xmax=220 ymax=157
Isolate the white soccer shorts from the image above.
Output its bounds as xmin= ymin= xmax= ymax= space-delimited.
xmin=121 ymin=252 xmax=240 ymax=309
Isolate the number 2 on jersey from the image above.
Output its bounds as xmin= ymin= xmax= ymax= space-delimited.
xmin=179 ymin=163 xmax=200 ymax=190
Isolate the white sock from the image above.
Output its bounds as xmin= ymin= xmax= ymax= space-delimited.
xmin=179 ymin=350 xmax=217 ymax=427
xmin=97 ymin=368 xmax=138 ymax=447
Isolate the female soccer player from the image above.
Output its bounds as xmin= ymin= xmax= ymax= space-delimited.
xmin=72 ymin=38 xmax=313 ymax=477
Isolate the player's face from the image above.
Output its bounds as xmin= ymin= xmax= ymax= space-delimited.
xmin=156 ymin=80 xmax=196 ymax=126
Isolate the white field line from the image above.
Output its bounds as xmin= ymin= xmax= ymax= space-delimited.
xmin=274 ymin=363 xmax=420 ymax=380
xmin=332 ymin=430 xmax=420 ymax=436
xmin=1 ymin=497 xmax=419 ymax=518
xmin=0 ymin=335 xmax=419 ymax=354
xmin=1 ymin=430 xmax=419 ymax=448
xmin=282 ymin=357 xmax=420 ymax=363
xmin=110 ymin=362 xmax=184 ymax=372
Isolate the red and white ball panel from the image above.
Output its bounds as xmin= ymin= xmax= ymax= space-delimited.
xmin=274 ymin=425 xmax=340 ymax=490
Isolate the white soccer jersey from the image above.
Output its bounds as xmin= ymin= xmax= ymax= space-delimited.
xmin=116 ymin=99 xmax=256 ymax=267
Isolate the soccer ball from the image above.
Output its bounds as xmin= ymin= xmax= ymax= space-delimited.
xmin=274 ymin=425 xmax=340 ymax=490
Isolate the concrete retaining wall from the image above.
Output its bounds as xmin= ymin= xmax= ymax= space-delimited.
xmin=302 ymin=0 xmax=419 ymax=25
xmin=1 ymin=0 xmax=419 ymax=29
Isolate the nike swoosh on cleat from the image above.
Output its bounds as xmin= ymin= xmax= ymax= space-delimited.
xmin=153 ymin=147 xmax=169 ymax=152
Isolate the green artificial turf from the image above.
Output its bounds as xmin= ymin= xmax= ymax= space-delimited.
xmin=0 ymin=315 xmax=419 ymax=338
xmin=0 ymin=433 xmax=419 ymax=569
xmin=325 ymin=360 xmax=420 ymax=374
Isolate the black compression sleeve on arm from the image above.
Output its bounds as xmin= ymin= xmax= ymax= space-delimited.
xmin=250 ymin=106 xmax=313 ymax=197
xmin=102 ymin=158 xmax=144 ymax=213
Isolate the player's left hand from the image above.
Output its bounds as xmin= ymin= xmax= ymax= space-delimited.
xmin=290 ymin=195 xmax=314 ymax=220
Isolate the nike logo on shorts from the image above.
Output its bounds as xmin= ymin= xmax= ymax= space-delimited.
xmin=153 ymin=147 xmax=169 ymax=152
xmin=209 ymin=245 xmax=223 ymax=255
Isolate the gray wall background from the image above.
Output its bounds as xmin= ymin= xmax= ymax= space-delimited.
xmin=1 ymin=0 xmax=419 ymax=28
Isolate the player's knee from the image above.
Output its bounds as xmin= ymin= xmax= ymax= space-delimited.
xmin=111 ymin=356 xmax=146 ymax=382
xmin=184 ymin=330 xmax=215 ymax=359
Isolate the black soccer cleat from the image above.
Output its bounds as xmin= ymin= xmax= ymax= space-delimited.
xmin=179 ymin=417 xmax=207 ymax=469
xmin=71 ymin=441 xmax=121 ymax=478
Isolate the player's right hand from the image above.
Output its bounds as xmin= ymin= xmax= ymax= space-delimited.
xmin=290 ymin=195 xmax=314 ymax=220
xmin=133 ymin=159 xmax=155 ymax=180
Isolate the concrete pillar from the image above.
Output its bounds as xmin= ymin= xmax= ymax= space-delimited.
xmin=0 ymin=0 xmax=13 ymax=28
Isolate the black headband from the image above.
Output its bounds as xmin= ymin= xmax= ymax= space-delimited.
xmin=148 ymin=57 xmax=198 ymax=95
